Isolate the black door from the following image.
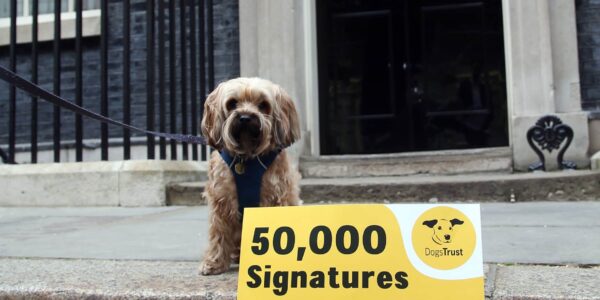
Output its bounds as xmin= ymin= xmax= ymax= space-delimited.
xmin=317 ymin=0 xmax=508 ymax=155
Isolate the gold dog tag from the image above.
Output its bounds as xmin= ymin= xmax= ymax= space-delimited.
xmin=234 ymin=162 xmax=245 ymax=175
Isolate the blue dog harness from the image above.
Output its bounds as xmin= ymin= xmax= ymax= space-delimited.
xmin=220 ymin=150 xmax=280 ymax=218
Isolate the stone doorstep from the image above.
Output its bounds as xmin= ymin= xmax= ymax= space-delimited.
xmin=299 ymin=147 xmax=513 ymax=178
xmin=0 ymin=160 xmax=207 ymax=207
xmin=167 ymin=170 xmax=600 ymax=205
xmin=0 ymin=258 xmax=598 ymax=300
xmin=168 ymin=181 xmax=208 ymax=206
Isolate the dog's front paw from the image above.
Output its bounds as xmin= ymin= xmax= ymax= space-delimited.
xmin=199 ymin=259 xmax=229 ymax=276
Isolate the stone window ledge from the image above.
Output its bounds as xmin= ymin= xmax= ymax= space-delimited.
xmin=0 ymin=9 xmax=100 ymax=46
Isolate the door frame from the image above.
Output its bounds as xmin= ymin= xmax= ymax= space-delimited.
xmin=303 ymin=0 xmax=321 ymax=156
xmin=239 ymin=0 xmax=586 ymax=166
xmin=312 ymin=0 xmax=508 ymax=155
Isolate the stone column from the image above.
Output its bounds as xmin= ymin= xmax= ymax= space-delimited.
xmin=239 ymin=0 xmax=312 ymax=161
xmin=503 ymin=0 xmax=590 ymax=171
xmin=549 ymin=0 xmax=583 ymax=113
xmin=503 ymin=0 xmax=555 ymax=117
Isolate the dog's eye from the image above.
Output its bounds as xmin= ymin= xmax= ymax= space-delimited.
xmin=437 ymin=226 xmax=442 ymax=230
xmin=449 ymin=227 xmax=453 ymax=230
xmin=226 ymin=99 xmax=237 ymax=111
xmin=258 ymin=101 xmax=270 ymax=113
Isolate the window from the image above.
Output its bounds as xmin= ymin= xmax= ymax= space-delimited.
xmin=0 ymin=0 xmax=99 ymax=18
xmin=0 ymin=0 xmax=101 ymax=46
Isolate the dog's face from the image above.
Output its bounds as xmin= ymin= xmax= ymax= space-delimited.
xmin=201 ymin=78 xmax=301 ymax=157
xmin=422 ymin=218 xmax=464 ymax=245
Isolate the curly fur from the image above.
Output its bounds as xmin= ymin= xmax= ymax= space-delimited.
xmin=199 ymin=78 xmax=301 ymax=275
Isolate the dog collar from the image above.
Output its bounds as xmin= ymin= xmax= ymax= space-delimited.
xmin=220 ymin=150 xmax=281 ymax=218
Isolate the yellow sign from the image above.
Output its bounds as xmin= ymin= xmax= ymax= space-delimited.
xmin=237 ymin=204 xmax=483 ymax=300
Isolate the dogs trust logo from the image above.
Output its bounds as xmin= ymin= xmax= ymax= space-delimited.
xmin=422 ymin=218 xmax=464 ymax=245
xmin=412 ymin=207 xmax=476 ymax=270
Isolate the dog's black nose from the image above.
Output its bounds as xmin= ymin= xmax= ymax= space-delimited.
xmin=445 ymin=234 xmax=451 ymax=240
xmin=239 ymin=115 xmax=252 ymax=123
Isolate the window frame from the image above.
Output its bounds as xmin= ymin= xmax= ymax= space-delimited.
xmin=0 ymin=0 xmax=101 ymax=46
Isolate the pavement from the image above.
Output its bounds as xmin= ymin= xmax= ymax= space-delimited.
xmin=0 ymin=202 xmax=599 ymax=299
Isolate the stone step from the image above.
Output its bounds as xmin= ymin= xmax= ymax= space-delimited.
xmin=0 ymin=258 xmax=598 ymax=300
xmin=166 ymin=170 xmax=600 ymax=205
xmin=299 ymin=147 xmax=512 ymax=178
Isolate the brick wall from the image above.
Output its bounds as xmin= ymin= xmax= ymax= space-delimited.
xmin=576 ymin=0 xmax=600 ymax=111
xmin=0 ymin=0 xmax=240 ymax=146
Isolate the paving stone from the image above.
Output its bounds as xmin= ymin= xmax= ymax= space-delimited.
xmin=492 ymin=265 xmax=600 ymax=300
xmin=485 ymin=264 xmax=497 ymax=299
xmin=0 ymin=258 xmax=237 ymax=300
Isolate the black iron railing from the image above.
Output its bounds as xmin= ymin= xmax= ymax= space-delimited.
xmin=2 ymin=0 xmax=215 ymax=164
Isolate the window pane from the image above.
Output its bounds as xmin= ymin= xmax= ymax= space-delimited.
xmin=83 ymin=0 xmax=100 ymax=10
xmin=0 ymin=0 xmax=24 ymax=18
xmin=36 ymin=0 xmax=69 ymax=15
xmin=0 ymin=1 xmax=9 ymax=18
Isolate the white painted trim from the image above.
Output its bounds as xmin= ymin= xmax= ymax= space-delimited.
xmin=501 ymin=0 xmax=514 ymax=147
xmin=303 ymin=0 xmax=320 ymax=156
xmin=0 ymin=9 xmax=101 ymax=46
xmin=306 ymin=1 xmax=515 ymax=156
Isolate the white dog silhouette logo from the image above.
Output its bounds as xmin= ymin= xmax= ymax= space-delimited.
xmin=422 ymin=218 xmax=464 ymax=245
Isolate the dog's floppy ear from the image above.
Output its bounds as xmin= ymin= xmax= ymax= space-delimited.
xmin=273 ymin=86 xmax=301 ymax=148
xmin=450 ymin=218 xmax=464 ymax=226
xmin=422 ymin=219 xmax=438 ymax=228
xmin=201 ymin=83 xmax=225 ymax=150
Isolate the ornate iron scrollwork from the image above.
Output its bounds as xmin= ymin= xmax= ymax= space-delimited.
xmin=526 ymin=115 xmax=576 ymax=171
